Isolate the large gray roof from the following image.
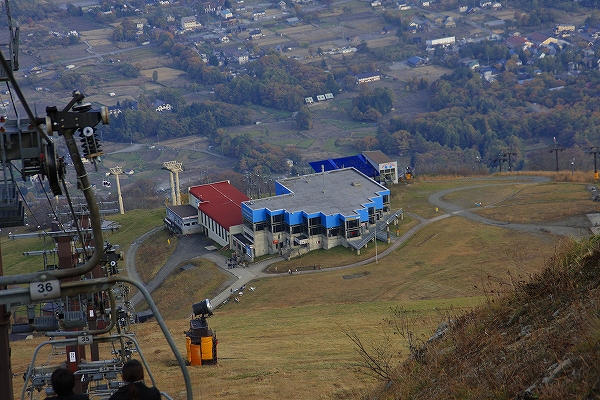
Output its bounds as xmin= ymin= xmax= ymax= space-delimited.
xmin=167 ymin=204 xmax=198 ymax=218
xmin=244 ymin=168 xmax=388 ymax=217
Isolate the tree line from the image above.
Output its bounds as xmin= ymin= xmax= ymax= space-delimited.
xmin=214 ymin=54 xmax=341 ymax=111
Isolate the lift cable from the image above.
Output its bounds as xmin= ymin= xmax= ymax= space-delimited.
xmin=39 ymin=175 xmax=65 ymax=231
xmin=5 ymin=80 xmax=17 ymax=117
xmin=6 ymin=163 xmax=44 ymax=230
xmin=60 ymin=175 xmax=90 ymax=260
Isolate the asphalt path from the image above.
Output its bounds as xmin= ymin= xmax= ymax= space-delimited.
xmin=427 ymin=176 xmax=589 ymax=237
xmin=128 ymin=232 xmax=243 ymax=307
xmin=126 ymin=176 xmax=593 ymax=311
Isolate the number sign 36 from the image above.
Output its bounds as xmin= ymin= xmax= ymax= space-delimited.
xmin=29 ymin=280 xmax=61 ymax=301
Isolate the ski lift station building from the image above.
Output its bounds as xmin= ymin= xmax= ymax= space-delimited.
xmin=166 ymin=168 xmax=401 ymax=261
xmin=234 ymin=167 xmax=398 ymax=261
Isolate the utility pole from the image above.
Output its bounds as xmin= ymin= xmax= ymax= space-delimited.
xmin=590 ymin=147 xmax=600 ymax=180
xmin=109 ymin=166 xmax=125 ymax=214
xmin=373 ymin=214 xmax=380 ymax=264
xmin=550 ymin=137 xmax=564 ymax=171
xmin=493 ymin=153 xmax=507 ymax=172
xmin=502 ymin=151 xmax=517 ymax=171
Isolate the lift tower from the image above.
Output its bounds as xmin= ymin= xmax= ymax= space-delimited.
xmin=109 ymin=166 xmax=125 ymax=214
xmin=163 ymin=161 xmax=183 ymax=205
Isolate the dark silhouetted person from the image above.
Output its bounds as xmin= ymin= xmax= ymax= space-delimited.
xmin=109 ymin=359 xmax=160 ymax=400
xmin=45 ymin=367 xmax=89 ymax=400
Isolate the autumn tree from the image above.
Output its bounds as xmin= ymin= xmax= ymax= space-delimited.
xmin=356 ymin=136 xmax=379 ymax=151
xmin=295 ymin=106 xmax=312 ymax=130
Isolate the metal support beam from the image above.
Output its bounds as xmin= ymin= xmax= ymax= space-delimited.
xmin=0 ymin=243 xmax=14 ymax=400
xmin=0 ymin=276 xmax=193 ymax=400
xmin=163 ymin=161 xmax=183 ymax=205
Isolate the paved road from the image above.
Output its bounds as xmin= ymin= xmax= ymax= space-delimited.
xmin=126 ymin=176 xmax=593 ymax=311
xmin=128 ymin=233 xmax=241 ymax=307
xmin=427 ymin=176 xmax=589 ymax=237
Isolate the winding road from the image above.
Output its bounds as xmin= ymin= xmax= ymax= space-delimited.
xmin=126 ymin=176 xmax=593 ymax=310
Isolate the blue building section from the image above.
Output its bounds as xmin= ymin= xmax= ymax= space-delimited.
xmin=309 ymin=155 xmax=379 ymax=179
xmin=236 ymin=168 xmax=394 ymax=260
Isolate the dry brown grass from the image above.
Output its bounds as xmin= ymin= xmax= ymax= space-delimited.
xmin=367 ymin=236 xmax=600 ymax=399
xmin=204 ymin=216 xmax=555 ymax=313
xmin=8 ymin=174 xmax=591 ymax=399
xmin=470 ymin=181 xmax=600 ymax=224
xmin=38 ymin=212 xmax=556 ymax=400
xmin=135 ymin=258 xmax=231 ymax=319
xmin=390 ymin=177 xmax=515 ymax=219
xmin=126 ymin=213 xmax=560 ymax=399
xmin=135 ymin=229 xmax=178 ymax=282
xmin=140 ymin=67 xmax=185 ymax=81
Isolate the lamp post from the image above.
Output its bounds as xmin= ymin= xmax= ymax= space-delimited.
xmin=374 ymin=218 xmax=389 ymax=263
xmin=571 ymin=158 xmax=575 ymax=179
xmin=375 ymin=221 xmax=378 ymax=264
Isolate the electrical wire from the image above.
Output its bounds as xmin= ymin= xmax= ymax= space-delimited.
xmin=6 ymin=81 xmax=18 ymax=117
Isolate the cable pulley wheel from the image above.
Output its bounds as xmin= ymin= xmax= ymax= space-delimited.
xmin=43 ymin=140 xmax=64 ymax=196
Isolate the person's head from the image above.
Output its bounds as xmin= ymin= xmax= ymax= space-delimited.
xmin=50 ymin=367 xmax=76 ymax=396
xmin=121 ymin=359 xmax=144 ymax=383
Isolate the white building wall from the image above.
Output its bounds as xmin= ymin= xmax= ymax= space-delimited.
xmin=165 ymin=207 xmax=201 ymax=234
xmin=426 ymin=36 xmax=456 ymax=46
xmin=199 ymin=211 xmax=229 ymax=247
xmin=180 ymin=216 xmax=200 ymax=235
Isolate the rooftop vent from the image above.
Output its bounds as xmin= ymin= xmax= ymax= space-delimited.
xmin=351 ymin=181 xmax=362 ymax=187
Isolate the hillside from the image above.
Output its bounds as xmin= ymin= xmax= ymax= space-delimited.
xmin=365 ymin=235 xmax=600 ymax=399
xmin=7 ymin=175 xmax=600 ymax=400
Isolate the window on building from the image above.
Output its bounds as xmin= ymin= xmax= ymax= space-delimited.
xmin=255 ymin=221 xmax=267 ymax=231
xmin=308 ymin=216 xmax=323 ymax=236
xmin=291 ymin=224 xmax=303 ymax=234
xmin=368 ymin=207 xmax=375 ymax=224
xmin=346 ymin=219 xmax=360 ymax=238
xmin=270 ymin=213 xmax=285 ymax=233
xmin=328 ymin=226 xmax=340 ymax=237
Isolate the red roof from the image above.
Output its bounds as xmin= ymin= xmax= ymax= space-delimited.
xmin=189 ymin=181 xmax=249 ymax=229
xmin=529 ymin=32 xmax=551 ymax=44
xmin=506 ymin=36 xmax=527 ymax=47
